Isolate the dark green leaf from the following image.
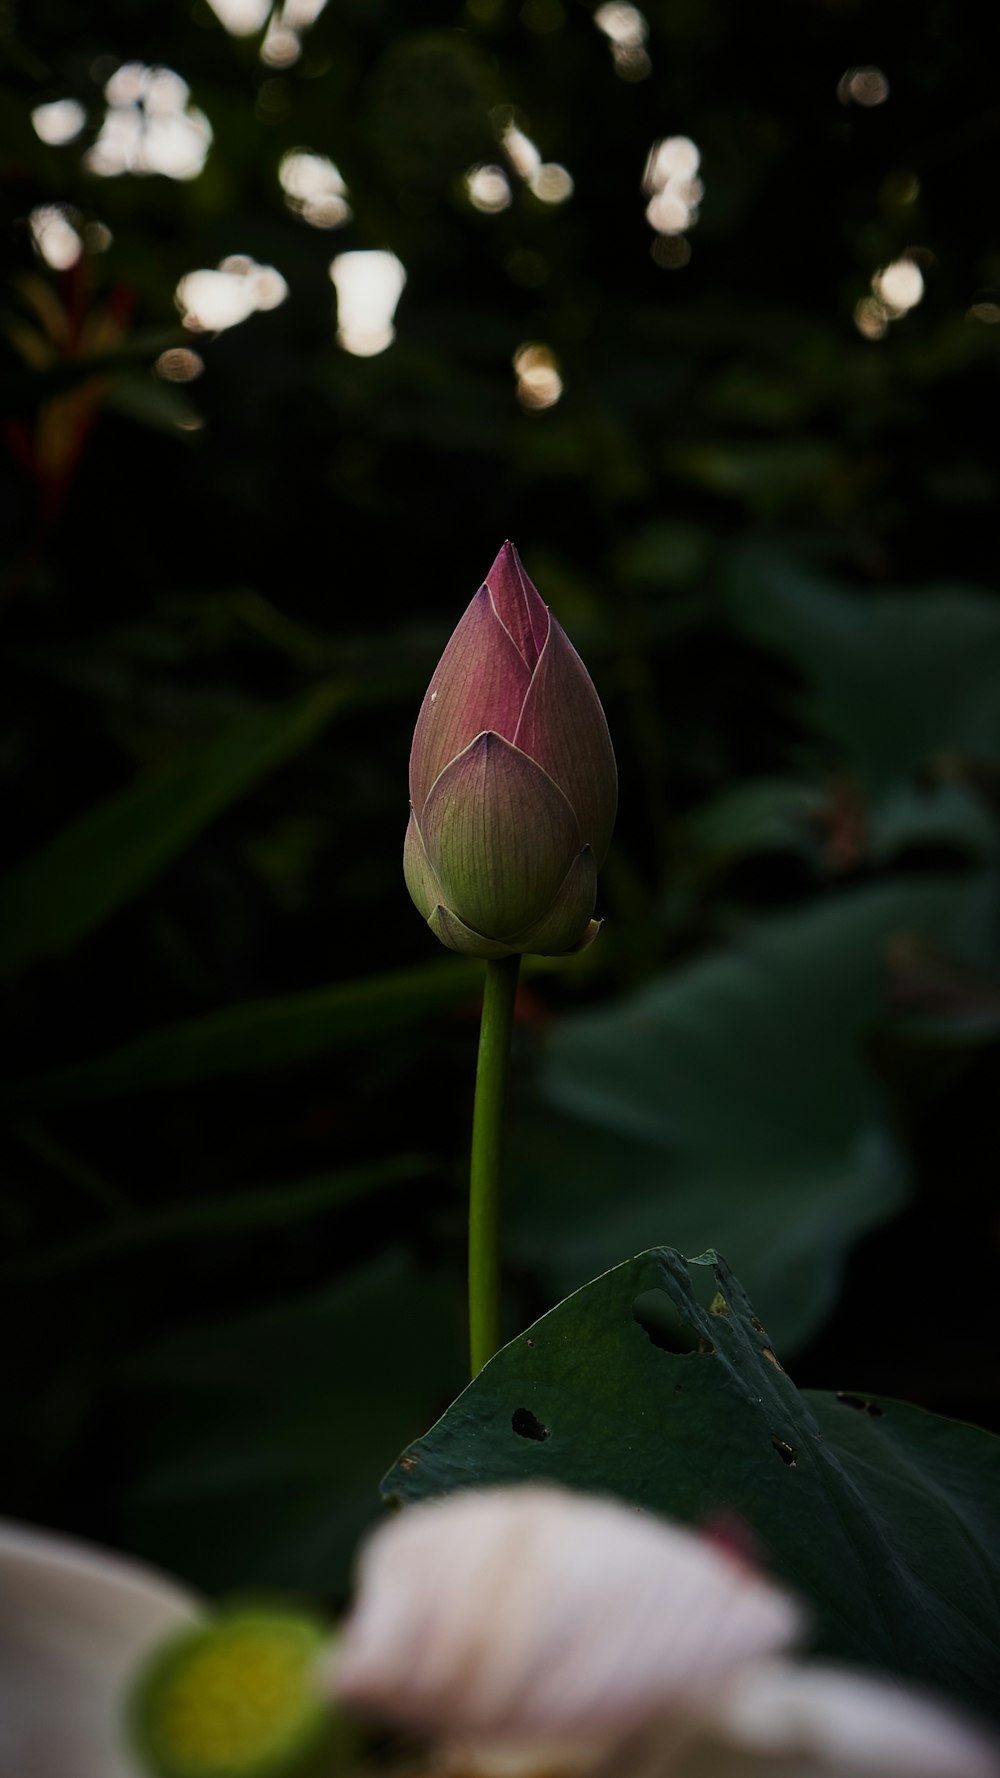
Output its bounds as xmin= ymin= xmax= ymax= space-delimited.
xmin=13 ymin=956 xmax=484 ymax=1103
xmin=0 ymin=680 xmax=349 ymax=980
xmin=384 ymin=1247 xmax=1000 ymax=1719
xmin=686 ymin=777 xmax=826 ymax=870
xmin=868 ymin=780 xmax=998 ymax=864
xmin=508 ymin=882 xmax=977 ymax=1351
xmin=121 ymin=1253 xmax=465 ymax=1598
xmin=5 ymin=1153 xmax=431 ymax=1279
xmin=727 ymin=551 xmax=1000 ymax=792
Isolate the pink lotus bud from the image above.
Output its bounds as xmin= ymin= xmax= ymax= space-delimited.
xmin=332 ymin=1485 xmax=801 ymax=1746
xmin=404 ymin=543 xmax=617 ymax=958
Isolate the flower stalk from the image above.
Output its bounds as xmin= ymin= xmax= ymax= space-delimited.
xmin=468 ymin=952 xmax=521 ymax=1376
xmin=405 ymin=540 xmax=616 ymax=1377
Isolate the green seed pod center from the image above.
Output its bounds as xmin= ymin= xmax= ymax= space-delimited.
xmin=133 ymin=1611 xmax=327 ymax=1778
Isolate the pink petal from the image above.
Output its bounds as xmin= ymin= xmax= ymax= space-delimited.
xmin=332 ymin=1485 xmax=802 ymax=1744
xmin=421 ymin=733 xmax=580 ymax=941
xmin=514 ymin=614 xmax=617 ymax=866
xmin=409 ymin=588 xmax=532 ymax=815
xmin=484 ymin=541 xmax=550 ymax=670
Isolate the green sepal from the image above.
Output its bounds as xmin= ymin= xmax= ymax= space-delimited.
xmin=403 ymin=809 xmax=444 ymax=922
xmin=421 ymin=731 xmax=580 ymax=941
xmin=428 ymin=904 xmax=517 ymax=958
xmin=509 ymin=847 xmax=598 ymax=956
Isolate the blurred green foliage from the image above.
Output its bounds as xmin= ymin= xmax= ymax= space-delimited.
xmin=2 ymin=0 xmax=999 ymax=1605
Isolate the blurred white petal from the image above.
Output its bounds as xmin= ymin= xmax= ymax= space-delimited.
xmin=707 ymin=1661 xmax=1000 ymax=1778
xmin=0 ymin=1519 xmax=202 ymax=1778
xmin=333 ymin=1485 xmax=801 ymax=1744
xmin=606 ymin=1660 xmax=1000 ymax=1778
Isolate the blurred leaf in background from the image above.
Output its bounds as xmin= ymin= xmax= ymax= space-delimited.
xmin=507 ymin=879 xmax=983 ymax=1353
xmin=117 ymin=1252 xmax=465 ymax=1595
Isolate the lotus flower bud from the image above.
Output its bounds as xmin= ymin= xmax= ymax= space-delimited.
xmin=404 ymin=542 xmax=617 ymax=958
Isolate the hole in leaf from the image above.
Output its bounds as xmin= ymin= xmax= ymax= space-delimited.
xmin=836 ymin=1391 xmax=884 ymax=1418
xmin=633 ymin=1290 xmax=714 ymax=1355
xmin=750 ymin=1315 xmax=766 ymax=1333
xmin=771 ymin=1435 xmax=797 ymax=1467
xmin=512 ymin=1406 xmax=549 ymax=1441
xmin=709 ymin=1291 xmax=730 ymax=1316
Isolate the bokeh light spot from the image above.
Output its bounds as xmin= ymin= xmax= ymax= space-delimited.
xmin=85 ymin=63 xmax=212 ymax=179
xmin=261 ymin=22 xmax=302 ymax=67
xmin=513 ymin=341 xmax=563 ymax=409
xmin=29 ymin=205 xmax=83 ymax=270
xmin=501 ymin=120 xmax=542 ymax=181
xmin=854 ymin=295 xmax=889 ymax=340
xmin=156 ymin=348 xmax=205 ymax=382
xmin=32 ymin=98 xmax=87 ymax=145
xmin=329 ymin=251 xmax=407 ymax=357
xmin=644 ymin=136 xmax=702 ymax=238
xmin=204 ymin=0 xmax=271 ymax=33
xmin=465 ymin=164 xmax=513 ymax=213
xmin=530 ymin=162 xmax=574 ymax=204
xmin=872 ymin=256 xmax=924 ymax=316
xmin=176 ymin=257 xmax=289 ymax=331
xmin=594 ymin=2 xmax=651 ymax=79
xmin=257 ymin=0 xmax=329 ymax=67
xmin=279 ymin=150 xmax=351 ymax=228
xmin=837 ymin=65 xmax=890 ymax=106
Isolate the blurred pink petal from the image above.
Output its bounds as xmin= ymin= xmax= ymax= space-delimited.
xmin=333 ymin=1484 xmax=801 ymax=1745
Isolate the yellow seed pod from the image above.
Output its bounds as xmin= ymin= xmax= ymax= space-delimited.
xmin=132 ymin=1608 xmax=333 ymax=1778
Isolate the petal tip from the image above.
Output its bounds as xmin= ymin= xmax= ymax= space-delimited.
xmin=485 ymin=541 xmax=549 ymax=669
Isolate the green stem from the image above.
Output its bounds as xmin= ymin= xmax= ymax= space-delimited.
xmin=468 ymin=952 xmax=521 ymax=1377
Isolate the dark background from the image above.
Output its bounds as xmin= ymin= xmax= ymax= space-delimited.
xmin=3 ymin=0 xmax=999 ymax=1602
